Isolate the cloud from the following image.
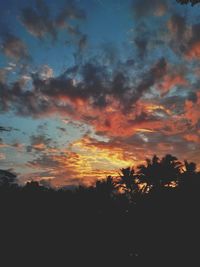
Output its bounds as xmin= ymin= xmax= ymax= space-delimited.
xmin=0 ymin=153 xmax=5 ymax=160
xmin=176 ymin=0 xmax=200 ymax=6
xmin=27 ymin=134 xmax=54 ymax=152
xmin=26 ymin=151 xmax=92 ymax=187
xmin=20 ymin=0 xmax=87 ymax=46
xmin=57 ymin=127 xmax=67 ymax=133
xmin=168 ymin=13 xmax=187 ymax=41
xmin=1 ymin=0 xmax=200 ymax=188
xmin=134 ymin=37 xmax=148 ymax=59
xmin=20 ymin=0 xmax=56 ymax=40
xmin=0 ymin=126 xmax=17 ymax=132
xmin=185 ymin=24 xmax=200 ymax=59
xmin=184 ymin=91 xmax=200 ymax=125
xmin=167 ymin=16 xmax=200 ymax=60
xmin=55 ymin=1 xmax=86 ymax=28
xmin=23 ymin=122 xmax=200 ymax=187
xmin=25 ymin=134 xmax=137 ymax=187
xmin=0 ymin=57 xmax=171 ymax=139
xmin=133 ymin=0 xmax=168 ymax=18
xmin=0 ymin=139 xmax=24 ymax=152
xmin=0 ymin=69 xmax=8 ymax=83
xmin=184 ymin=133 xmax=200 ymax=143
xmin=78 ymin=34 xmax=88 ymax=52
xmin=157 ymin=72 xmax=187 ymax=95
xmin=39 ymin=65 xmax=54 ymax=80
xmin=0 ymin=34 xmax=29 ymax=61
xmin=186 ymin=41 xmax=200 ymax=59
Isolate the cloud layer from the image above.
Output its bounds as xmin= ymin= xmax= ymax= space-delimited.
xmin=0 ymin=0 xmax=200 ymax=187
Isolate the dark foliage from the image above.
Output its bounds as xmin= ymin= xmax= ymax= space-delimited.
xmin=176 ymin=0 xmax=200 ymax=5
xmin=0 ymin=154 xmax=200 ymax=266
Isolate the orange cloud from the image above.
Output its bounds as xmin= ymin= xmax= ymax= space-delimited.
xmin=184 ymin=91 xmax=200 ymax=125
xmin=158 ymin=74 xmax=187 ymax=95
xmin=184 ymin=134 xmax=200 ymax=143
xmin=76 ymin=101 xmax=172 ymax=138
xmin=70 ymin=135 xmax=135 ymax=177
xmin=186 ymin=41 xmax=200 ymax=60
xmin=32 ymin=143 xmax=46 ymax=150
xmin=25 ymin=132 xmax=150 ymax=187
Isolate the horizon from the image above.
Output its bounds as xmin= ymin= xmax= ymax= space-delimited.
xmin=0 ymin=0 xmax=200 ymax=188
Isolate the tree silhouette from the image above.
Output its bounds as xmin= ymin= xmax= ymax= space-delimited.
xmin=23 ymin=180 xmax=46 ymax=192
xmin=179 ymin=160 xmax=199 ymax=190
xmin=0 ymin=169 xmax=18 ymax=189
xmin=116 ymin=167 xmax=140 ymax=200
xmin=160 ymin=154 xmax=182 ymax=186
xmin=184 ymin=160 xmax=197 ymax=173
xmin=137 ymin=154 xmax=182 ymax=191
xmin=0 ymin=155 xmax=200 ymax=265
xmin=176 ymin=0 xmax=200 ymax=5
xmin=95 ymin=175 xmax=116 ymax=198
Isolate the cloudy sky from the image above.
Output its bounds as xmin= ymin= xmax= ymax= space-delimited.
xmin=0 ymin=0 xmax=200 ymax=187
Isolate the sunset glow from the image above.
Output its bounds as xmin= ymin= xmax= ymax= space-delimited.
xmin=0 ymin=0 xmax=200 ymax=187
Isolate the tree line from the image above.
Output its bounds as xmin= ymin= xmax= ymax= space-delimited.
xmin=1 ymin=154 xmax=199 ymax=200
xmin=0 ymin=154 xmax=200 ymax=265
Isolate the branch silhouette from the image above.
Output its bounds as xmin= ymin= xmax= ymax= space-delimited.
xmin=176 ymin=0 xmax=200 ymax=5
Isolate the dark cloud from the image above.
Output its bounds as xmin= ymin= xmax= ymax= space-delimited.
xmin=57 ymin=127 xmax=67 ymax=132
xmin=167 ymin=13 xmax=189 ymax=55
xmin=0 ymin=82 xmax=10 ymax=112
xmin=167 ymin=13 xmax=200 ymax=60
xmin=0 ymin=34 xmax=29 ymax=61
xmin=128 ymin=58 xmax=167 ymax=107
xmin=28 ymin=154 xmax=61 ymax=168
xmin=25 ymin=151 xmax=88 ymax=188
xmin=0 ymin=126 xmax=17 ymax=132
xmin=185 ymin=23 xmax=200 ymax=59
xmin=176 ymin=0 xmax=200 ymax=6
xmin=188 ymin=92 xmax=198 ymax=103
xmin=132 ymin=22 xmax=150 ymax=60
xmin=134 ymin=37 xmax=148 ymax=59
xmin=56 ymin=1 xmax=86 ymax=28
xmin=20 ymin=0 xmax=87 ymax=45
xmin=128 ymin=111 xmax=160 ymax=124
xmin=0 ymin=69 xmax=8 ymax=83
xmin=100 ymin=43 xmax=119 ymax=65
xmin=0 ymin=56 xmax=167 ymax=118
xmin=78 ymin=34 xmax=87 ymax=52
xmin=133 ymin=0 xmax=168 ymax=18
xmin=169 ymin=14 xmax=187 ymax=40
xmin=21 ymin=0 xmax=56 ymax=40
xmin=27 ymin=134 xmax=53 ymax=152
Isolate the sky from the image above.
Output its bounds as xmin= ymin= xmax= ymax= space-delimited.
xmin=0 ymin=0 xmax=200 ymax=188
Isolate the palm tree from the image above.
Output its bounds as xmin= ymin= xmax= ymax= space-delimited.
xmin=137 ymin=155 xmax=182 ymax=192
xmin=159 ymin=154 xmax=182 ymax=186
xmin=116 ymin=167 xmax=140 ymax=200
xmin=95 ymin=176 xmax=116 ymax=198
xmin=179 ymin=160 xmax=198 ymax=189
xmin=184 ymin=160 xmax=196 ymax=173
xmin=137 ymin=155 xmax=161 ymax=191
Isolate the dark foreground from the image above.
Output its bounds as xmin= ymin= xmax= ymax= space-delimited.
xmin=0 ymin=155 xmax=200 ymax=266
xmin=1 ymin=187 xmax=200 ymax=266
